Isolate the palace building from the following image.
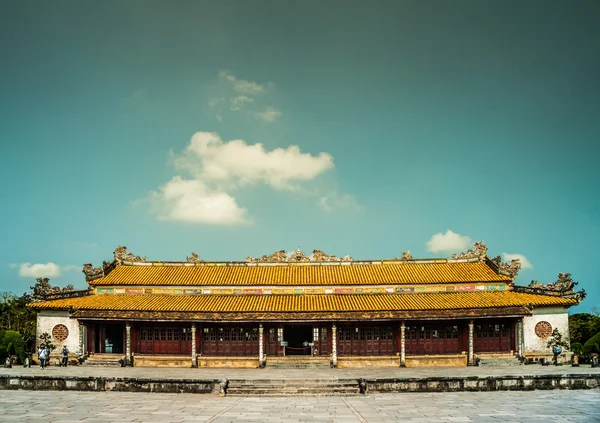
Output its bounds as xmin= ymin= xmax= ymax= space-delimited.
xmin=30 ymin=242 xmax=584 ymax=367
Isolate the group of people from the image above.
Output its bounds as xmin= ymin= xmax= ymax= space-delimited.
xmin=37 ymin=345 xmax=70 ymax=369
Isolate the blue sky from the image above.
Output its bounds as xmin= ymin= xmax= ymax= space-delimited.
xmin=1 ymin=1 xmax=598 ymax=312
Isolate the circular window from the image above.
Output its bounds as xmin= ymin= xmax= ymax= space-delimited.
xmin=52 ymin=324 xmax=69 ymax=342
xmin=535 ymin=321 xmax=552 ymax=339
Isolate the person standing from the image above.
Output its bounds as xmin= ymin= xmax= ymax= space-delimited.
xmin=61 ymin=346 xmax=69 ymax=367
xmin=38 ymin=346 xmax=48 ymax=369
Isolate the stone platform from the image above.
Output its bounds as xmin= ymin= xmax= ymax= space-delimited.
xmin=1 ymin=365 xmax=599 ymax=395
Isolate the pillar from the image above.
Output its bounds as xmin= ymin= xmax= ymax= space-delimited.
xmin=517 ymin=318 xmax=523 ymax=358
xmin=125 ymin=323 xmax=131 ymax=366
xmin=400 ymin=321 xmax=406 ymax=367
xmin=468 ymin=319 xmax=474 ymax=366
xmin=331 ymin=323 xmax=337 ymax=368
xmin=258 ymin=323 xmax=264 ymax=366
xmin=79 ymin=323 xmax=85 ymax=355
xmin=191 ymin=323 xmax=197 ymax=368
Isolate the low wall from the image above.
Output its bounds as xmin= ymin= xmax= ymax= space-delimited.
xmin=1 ymin=373 xmax=598 ymax=394
xmin=0 ymin=375 xmax=218 ymax=394
xmin=364 ymin=374 xmax=600 ymax=393
xmin=134 ymin=355 xmax=192 ymax=368
xmin=337 ymin=355 xmax=467 ymax=368
xmin=133 ymin=355 xmax=259 ymax=368
xmin=406 ymin=354 xmax=467 ymax=367
xmin=198 ymin=357 xmax=259 ymax=368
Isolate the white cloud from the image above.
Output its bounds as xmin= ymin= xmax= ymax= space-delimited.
xmin=319 ymin=193 xmax=362 ymax=212
xmin=145 ymin=132 xmax=345 ymax=224
xmin=219 ymin=71 xmax=266 ymax=94
xmin=258 ymin=107 xmax=282 ymax=122
xmin=13 ymin=262 xmax=78 ymax=278
xmin=502 ymin=253 xmax=533 ymax=269
xmin=230 ymin=95 xmax=254 ymax=111
xmin=216 ymin=114 xmax=223 ymax=122
xmin=150 ymin=176 xmax=249 ymax=225
xmin=173 ymin=132 xmax=334 ymax=191
xmin=426 ymin=230 xmax=472 ymax=254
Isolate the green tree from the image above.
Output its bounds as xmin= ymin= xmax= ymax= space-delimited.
xmin=0 ymin=330 xmax=26 ymax=364
xmin=38 ymin=332 xmax=56 ymax=353
xmin=0 ymin=277 xmax=76 ymax=354
xmin=583 ymin=332 xmax=600 ymax=356
xmin=569 ymin=312 xmax=600 ymax=346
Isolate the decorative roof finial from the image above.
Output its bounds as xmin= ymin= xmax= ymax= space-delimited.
xmin=113 ymin=245 xmax=147 ymax=263
xmin=452 ymin=241 xmax=488 ymax=262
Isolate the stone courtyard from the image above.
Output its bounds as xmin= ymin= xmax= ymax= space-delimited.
xmin=1 ymin=389 xmax=599 ymax=422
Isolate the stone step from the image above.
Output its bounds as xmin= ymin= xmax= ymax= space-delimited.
xmin=228 ymin=382 xmax=358 ymax=389
xmin=226 ymin=386 xmax=361 ymax=396
xmin=478 ymin=357 xmax=521 ymax=366
xmin=84 ymin=359 xmax=122 ymax=366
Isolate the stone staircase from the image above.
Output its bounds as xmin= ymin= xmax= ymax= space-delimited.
xmin=226 ymin=379 xmax=361 ymax=396
xmin=83 ymin=353 xmax=123 ymax=367
xmin=267 ymin=357 xmax=331 ymax=369
xmin=477 ymin=354 xmax=522 ymax=366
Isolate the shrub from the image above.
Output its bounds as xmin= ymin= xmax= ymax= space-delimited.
xmin=571 ymin=342 xmax=584 ymax=356
xmin=0 ymin=330 xmax=26 ymax=364
xmin=583 ymin=332 xmax=600 ymax=356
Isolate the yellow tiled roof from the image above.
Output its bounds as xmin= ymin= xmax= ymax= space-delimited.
xmin=91 ymin=261 xmax=511 ymax=286
xmin=30 ymin=291 xmax=575 ymax=312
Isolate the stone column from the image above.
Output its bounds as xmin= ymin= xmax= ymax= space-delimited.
xmin=258 ymin=323 xmax=264 ymax=366
xmin=331 ymin=323 xmax=338 ymax=368
xmin=125 ymin=323 xmax=131 ymax=366
xmin=191 ymin=324 xmax=197 ymax=368
xmin=517 ymin=318 xmax=523 ymax=358
xmin=468 ymin=320 xmax=474 ymax=366
xmin=400 ymin=321 xmax=406 ymax=367
xmin=79 ymin=323 xmax=85 ymax=355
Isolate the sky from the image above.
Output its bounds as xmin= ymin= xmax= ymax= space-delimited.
xmin=0 ymin=0 xmax=598 ymax=312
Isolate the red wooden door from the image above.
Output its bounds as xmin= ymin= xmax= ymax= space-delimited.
xmin=266 ymin=327 xmax=278 ymax=356
xmin=202 ymin=327 xmax=217 ymax=354
xmin=444 ymin=325 xmax=460 ymax=353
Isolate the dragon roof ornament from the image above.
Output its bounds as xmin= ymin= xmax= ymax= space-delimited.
xmin=246 ymin=249 xmax=353 ymax=263
xmin=114 ymin=245 xmax=147 ymax=263
xmin=393 ymin=250 xmax=413 ymax=261
xmin=82 ymin=263 xmax=104 ymax=282
xmin=82 ymin=260 xmax=113 ymax=282
xmin=490 ymin=255 xmax=522 ymax=279
xmin=452 ymin=241 xmax=488 ymax=262
xmin=186 ymin=252 xmax=205 ymax=264
xmin=525 ymin=273 xmax=586 ymax=301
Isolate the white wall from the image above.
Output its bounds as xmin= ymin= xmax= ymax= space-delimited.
xmin=36 ymin=310 xmax=81 ymax=356
xmin=523 ymin=306 xmax=570 ymax=354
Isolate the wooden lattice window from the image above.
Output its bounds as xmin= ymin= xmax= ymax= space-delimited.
xmin=535 ymin=321 xmax=553 ymax=339
xmin=52 ymin=324 xmax=69 ymax=342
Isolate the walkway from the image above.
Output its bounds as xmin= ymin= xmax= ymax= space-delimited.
xmin=1 ymin=389 xmax=599 ymax=422
xmin=2 ymin=363 xmax=599 ymax=380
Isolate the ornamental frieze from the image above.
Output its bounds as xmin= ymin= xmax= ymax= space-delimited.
xmin=95 ymin=283 xmax=506 ymax=296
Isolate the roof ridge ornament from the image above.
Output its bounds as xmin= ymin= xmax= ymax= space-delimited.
xmin=82 ymin=263 xmax=104 ymax=282
xmin=186 ymin=252 xmax=205 ymax=263
xmin=514 ymin=272 xmax=586 ymax=301
xmin=490 ymin=255 xmax=522 ymax=279
xmin=246 ymin=249 xmax=353 ymax=263
xmin=114 ymin=245 xmax=147 ymax=263
xmin=452 ymin=241 xmax=488 ymax=262
xmin=393 ymin=250 xmax=413 ymax=261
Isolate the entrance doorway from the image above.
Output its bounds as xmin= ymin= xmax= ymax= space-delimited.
xmin=283 ymin=324 xmax=312 ymax=355
xmin=104 ymin=324 xmax=124 ymax=354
